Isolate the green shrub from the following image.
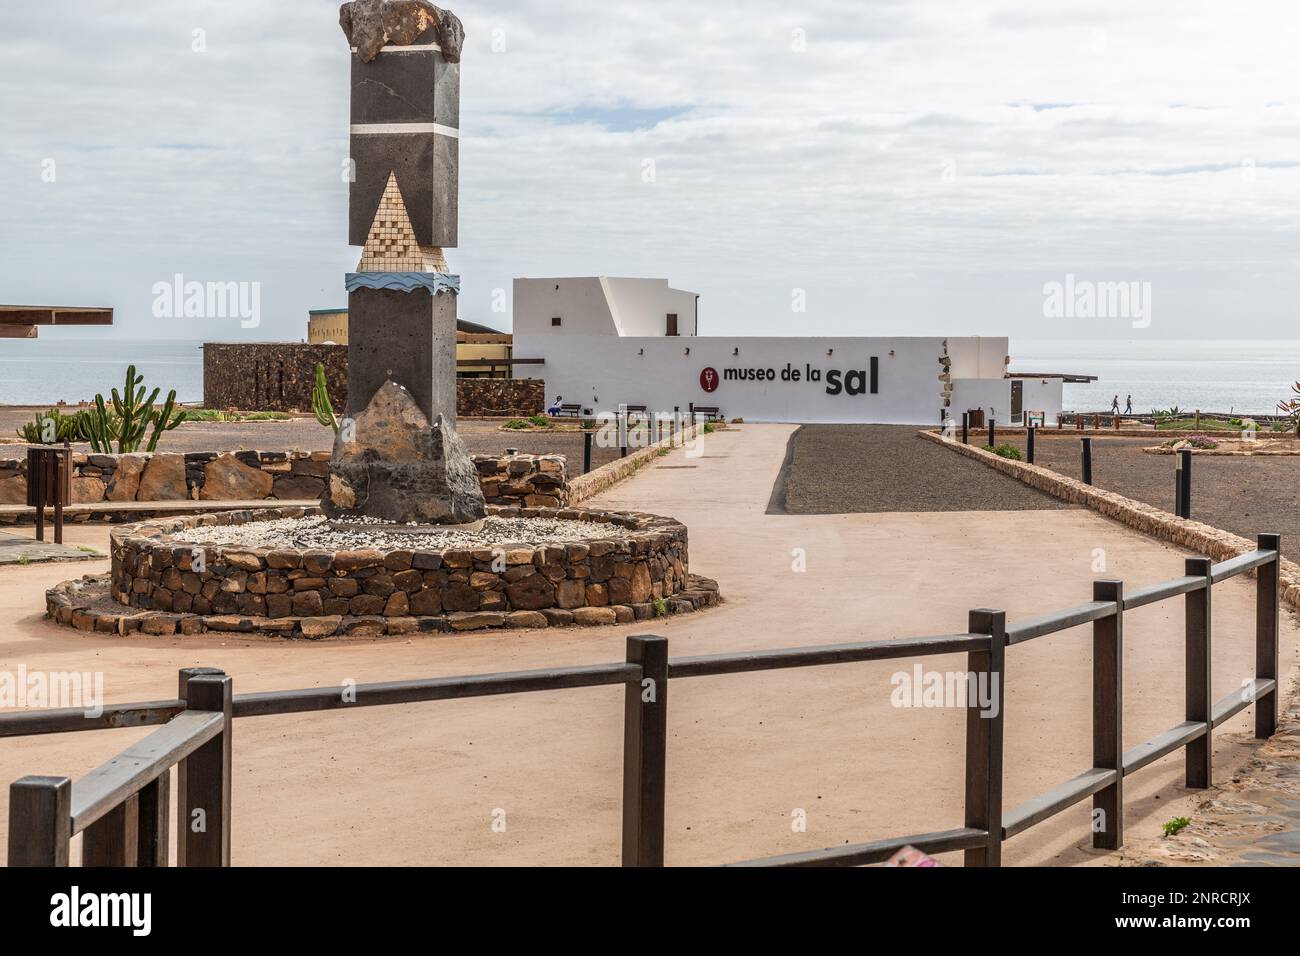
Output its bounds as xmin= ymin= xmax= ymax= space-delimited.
xmin=502 ymin=419 xmax=530 ymax=430
xmin=1162 ymin=816 xmax=1190 ymax=837
xmin=527 ymin=414 xmax=550 ymax=427
xmin=703 ymin=421 xmax=717 ymax=434
xmin=983 ymin=443 xmax=1022 ymax=460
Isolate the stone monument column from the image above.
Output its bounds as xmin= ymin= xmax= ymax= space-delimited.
xmin=325 ymin=0 xmax=486 ymax=526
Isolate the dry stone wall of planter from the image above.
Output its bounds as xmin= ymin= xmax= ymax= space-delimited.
xmin=45 ymin=503 xmax=721 ymax=637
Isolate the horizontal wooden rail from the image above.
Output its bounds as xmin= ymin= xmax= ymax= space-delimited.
xmin=0 ymin=700 xmax=185 ymax=738
xmin=667 ymin=634 xmax=989 ymax=679
xmin=232 ymin=662 xmax=641 ymax=718
xmin=1211 ymin=678 xmax=1276 ymax=729
xmin=1123 ymin=575 xmax=1205 ymax=610
xmin=1002 ymin=768 xmax=1117 ymax=839
xmin=727 ymin=826 xmax=988 ymax=867
xmin=1210 ymin=548 xmax=1277 ymax=584
xmin=70 ymin=711 xmax=224 ymax=833
xmin=1122 ymin=721 xmax=1207 ymax=776
xmin=1005 ymin=600 xmax=1116 ymax=645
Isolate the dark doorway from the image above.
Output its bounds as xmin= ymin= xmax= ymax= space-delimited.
xmin=666 ymin=313 xmax=678 ymax=336
xmin=1010 ymin=379 xmax=1024 ymax=423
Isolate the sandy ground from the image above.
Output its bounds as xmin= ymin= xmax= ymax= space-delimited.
xmin=1 ymin=423 xmax=1296 ymax=866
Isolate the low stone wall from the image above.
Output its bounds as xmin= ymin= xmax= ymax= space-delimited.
xmin=473 ymin=455 xmax=567 ymax=508
xmin=202 ymin=342 xmax=543 ymax=416
xmin=0 ymin=451 xmax=331 ymax=510
xmin=1 ymin=451 xmax=568 ymax=518
xmin=203 ymin=343 xmax=347 ymax=412
xmin=458 ymin=379 xmax=545 ymax=418
xmin=918 ymin=430 xmax=1300 ymax=609
xmin=54 ymin=503 xmax=721 ymax=637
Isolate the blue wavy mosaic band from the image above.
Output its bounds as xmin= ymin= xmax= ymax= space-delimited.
xmin=345 ymin=272 xmax=461 ymax=295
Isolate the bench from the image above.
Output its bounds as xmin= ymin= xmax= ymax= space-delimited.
xmin=621 ymin=404 xmax=648 ymax=416
xmin=689 ymin=403 xmax=723 ymax=422
xmin=552 ymin=403 xmax=583 ymax=418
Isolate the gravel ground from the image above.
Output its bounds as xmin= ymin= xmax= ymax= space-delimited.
xmin=173 ymin=515 xmax=632 ymax=551
xmin=990 ymin=431 xmax=1300 ymax=562
xmin=0 ymin=411 xmax=621 ymax=471
xmin=778 ymin=425 xmax=1073 ymax=514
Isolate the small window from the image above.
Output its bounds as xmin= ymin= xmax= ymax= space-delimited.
xmin=666 ymin=313 xmax=678 ymax=336
xmin=551 ymin=316 xmax=562 ymax=327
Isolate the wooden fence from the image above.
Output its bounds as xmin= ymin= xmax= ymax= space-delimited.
xmin=3 ymin=534 xmax=1281 ymax=867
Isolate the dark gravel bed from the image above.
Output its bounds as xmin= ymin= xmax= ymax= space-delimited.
xmin=777 ymin=425 xmax=1073 ymax=514
xmin=992 ymin=432 xmax=1300 ymax=562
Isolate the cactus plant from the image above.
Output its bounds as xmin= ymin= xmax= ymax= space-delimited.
xmin=16 ymin=408 xmax=86 ymax=444
xmin=311 ymin=363 xmax=340 ymax=433
xmin=82 ymin=366 xmax=186 ymax=453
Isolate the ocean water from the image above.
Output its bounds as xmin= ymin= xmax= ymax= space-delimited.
xmin=0 ymin=339 xmax=205 ymax=406
xmin=1 ymin=336 xmax=1297 ymax=416
xmin=1011 ymin=339 xmax=1300 ymax=416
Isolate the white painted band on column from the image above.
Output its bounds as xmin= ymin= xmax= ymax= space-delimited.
xmin=350 ymin=123 xmax=459 ymax=138
xmin=351 ymin=44 xmax=442 ymax=53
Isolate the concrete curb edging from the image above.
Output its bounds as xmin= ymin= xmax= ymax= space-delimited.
xmin=918 ymin=429 xmax=1300 ymax=609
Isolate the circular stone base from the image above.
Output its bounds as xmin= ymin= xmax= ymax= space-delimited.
xmin=47 ymin=503 xmax=722 ymax=639
xmin=47 ymin=572 xmax=721 ymax=638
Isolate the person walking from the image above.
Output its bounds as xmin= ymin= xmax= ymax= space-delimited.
xmin=1124 ymin=394 xmax=1132 ymax=415
xmin=1110 ymin=395 xmax=1120 ymax=415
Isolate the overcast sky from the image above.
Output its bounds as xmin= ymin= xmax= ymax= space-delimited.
xmin=1 ymin=0 xmax=1297 ymax=343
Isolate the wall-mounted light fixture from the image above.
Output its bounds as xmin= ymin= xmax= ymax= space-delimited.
xmin=638 ymin=348 xmax=644 ymax=356
xmin=733 ymin=347 xmax=739 ymax=356
xmin=826 ymin=348 xmax=834 ymax=356
xmin=684 ymin=347 xmax=691 ymax=356
xmin=889 ymin=350 xmax=895 ymax=357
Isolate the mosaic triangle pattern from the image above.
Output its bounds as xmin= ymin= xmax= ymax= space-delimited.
xmin=358 ymin=171 xmax=450 ymax=273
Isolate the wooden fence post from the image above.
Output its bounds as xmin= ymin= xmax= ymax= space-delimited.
xmin=622 ymin=635 xmax=668 ymax=866
xmin=136 ymin=769 xmax=171 ymax=867
xmin=183 ymin=673 xmax=233 ymax=866
xmin=1092 ymin=580 xmax=1123 ymax=850
xmin=176 ymin=666 xmax=224 ymax=866
xmin=7 ymin=775 xmax=71 ymax=866
xmin=1185 ymin=558 xmax=1213 ymax=788
xmin=964 ymin=609 xmax=1005 ymax=866
xmin=1256 ymin=533 xmax=1281 ymax=739
xmin=82 ymin=794 xmax=140 ymax=866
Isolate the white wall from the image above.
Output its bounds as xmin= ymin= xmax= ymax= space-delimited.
xmin=950 ymin=377 xmax=1064 ymax=426
xmin=513 ymin=277 xmax=698 ymax=338
xmin=517 ymin=334 xmax=973 ymax=424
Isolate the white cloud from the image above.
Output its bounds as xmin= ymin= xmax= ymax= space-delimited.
xmin=0 ymin=0 xmax=1297 ymax=343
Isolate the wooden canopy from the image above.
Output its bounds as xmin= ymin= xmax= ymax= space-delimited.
xmin=0 ymin=305 xmax=113 ymax=338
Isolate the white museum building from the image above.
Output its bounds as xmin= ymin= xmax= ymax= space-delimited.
xmin=511 ymin=276 xmax=1072 ymax=425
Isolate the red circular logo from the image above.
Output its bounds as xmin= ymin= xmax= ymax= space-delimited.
xmin=699 ymin=367 xmax=719 ymax=392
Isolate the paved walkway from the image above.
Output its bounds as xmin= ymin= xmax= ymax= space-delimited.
xmin=0 ymin=530 xmax=98 ymax=564
xmin=0 ymin=423 xmax=1295 ymax=865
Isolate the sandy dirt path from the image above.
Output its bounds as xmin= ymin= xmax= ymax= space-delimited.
xmin=1 ymin=424 xmax=1295 ymax=865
